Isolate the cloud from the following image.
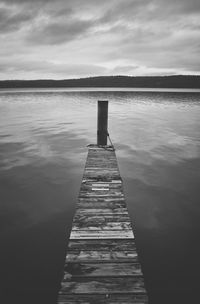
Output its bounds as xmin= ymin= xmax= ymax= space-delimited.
xmin=111 ymin=65 xmax=139 ymax=74
xmin=0 ymin=0 xmax=54 ymax=3
xmin=157 ymin=0 xmax=200 ymax=14
xmin=0 ymin=6 xmax=33 ymax=33
xmin=0 ymin=0 xmax=111 ymax=44
xmin=0 ymin=58 xmax=108 ymax=78
xmin=0 ymin=0 xmax=200 ymax=78
xmin=27 ymin=19 xmax=94 ymax=45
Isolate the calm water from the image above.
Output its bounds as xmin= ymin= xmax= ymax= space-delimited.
xmin=0 ymin=88 xmax=200 ymax=304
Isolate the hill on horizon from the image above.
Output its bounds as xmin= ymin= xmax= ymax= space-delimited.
xmin=0 ymin=75 xmax=200 ymax=89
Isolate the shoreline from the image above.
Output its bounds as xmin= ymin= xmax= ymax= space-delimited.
xmin=1 ymin=87 xmax=200 ymax=93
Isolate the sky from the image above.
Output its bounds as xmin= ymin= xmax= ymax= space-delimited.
xmin=0 ymin=0 xmax=200 ymax=79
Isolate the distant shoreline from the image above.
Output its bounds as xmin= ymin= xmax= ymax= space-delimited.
xmin=1 ymin=87 xmax=200 ymax=94
xmin=0 ymin=75 xmax=200 ymax=89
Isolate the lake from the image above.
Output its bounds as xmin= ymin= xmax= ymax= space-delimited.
xmin=0 ymin=88 xmax=200 ymax=304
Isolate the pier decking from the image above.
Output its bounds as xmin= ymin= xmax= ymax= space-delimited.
xmin=57 ymin=145 xmax=148 ymax=303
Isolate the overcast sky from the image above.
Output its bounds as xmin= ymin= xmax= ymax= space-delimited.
xmin=0 ymin=0 xmax=200 ymax=79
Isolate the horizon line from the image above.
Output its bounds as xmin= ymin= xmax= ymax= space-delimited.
xmin=1 ymin=74 xmax=200 ymax=82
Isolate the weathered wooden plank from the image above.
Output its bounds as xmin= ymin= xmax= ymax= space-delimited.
xmin=79 ymin=193 xmax=123 ymax=197
xmin=82 ymin=178 xmax=121 ymax=183
xmin=84 ymin=174 xmax=119 ymax=177
xmin=85 ymin=164 xmax=118 ymax=167
xmin=83 ymin=177 xmax=121 ymax=183
xmin=84 ymin=171 xmax=120 ymax=175
xmin=91 ymin=188 xmax=109 ymax=191
xmin=92 ymin=183 xmax=109 ymax=187
xmin=79 ymin=191 xmax=123 ymax=196
xmin=85 ymin=156 xmax=117 ymax=161
xmin=85 ymin=161 xmax=116 ymax=165
xmin=86 ymin=158 xmax=116 ymax=160
xmin=65 ymin=250 xmax=138 ymax=262
xmin=86 ymin=159 xmax=117 ymax=162
xmin=86 ymin=156 xmax=117 ymax=159
xmin=84 ymin=169 xmax=118 ymax=172
xmin=64 ymin=262 xmax=142 ymax=277
xmin=72 ymin=222 xmax=132 ymax=231
xmin=78 ymin=199 xmax=119 ymax=204
xmin=81 ymin=184 xmax=122 ymax=188
xmin=74 ymin=209 xmax=128 ymax=215
xmin=80 ymin=189 xmax=122 ymax=194
xmin=84 ymin=166 xmax=118 ymax=170
xmin=84 ymin=163 xmax=117 ymax=167
xmin=86 ymin=154 xmax=116 ymax=157
xmin=77 ymin=199 xmax=126 ymax=205
xmin=81 ymin=183 xmax=122 ymax=189
xmin=82 ymin=179 xmax=122 ymax=183
xmin=85 ymin=159 xmax=117 ymax=163
xmin=78 ymin=197 xmax=125 ymax=202
xmin=59 ymin=277 xmax=145 ymax=294
xmin=76 ymin=201 xmax=126 ymax=209
xmin=80 ymin=185 xmax=123 ymax=190
xmin=79 ymin=195 xmax=124 ymax=199
xmin=85 ymin=163 xmax=117 ymax=166
xmin=86 ymin=158 xmax=117 ymax=161
xmin=89 ymin=186 xmax=122 ymax=191
xmin=84 ymin=169 xmax=120 ymax=174
xmin=85 ymin=166 xmax=117 ymax=169
xmin=75 ymin=208 xmax=127 ymax=213
xmin=70 ymin=229 xmax=134 ymax=239
xmin=57 ymin=294 xmax=148 ymax=304
xmin=85 ymin=160 xmax=117 ymax=164
xmin=73 ymin=214 xmax=130 ymax=224
xmin=67 ymin=239 xmax=137 ymax=251
xmin=86 ymin=154 xmax=115 ymax=157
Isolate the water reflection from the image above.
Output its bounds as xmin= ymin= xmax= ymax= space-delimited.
xmin=0 ymin=89 xmax=200 ymax=304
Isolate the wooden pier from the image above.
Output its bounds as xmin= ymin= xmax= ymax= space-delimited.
xmin=57 ymin=144 xmax=148 ymax=303
xmin=57 ymin=101 xmax=148 ymax=303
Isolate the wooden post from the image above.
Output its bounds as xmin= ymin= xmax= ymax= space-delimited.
xmin=97 ymin=100 xmax=108 ymax=146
